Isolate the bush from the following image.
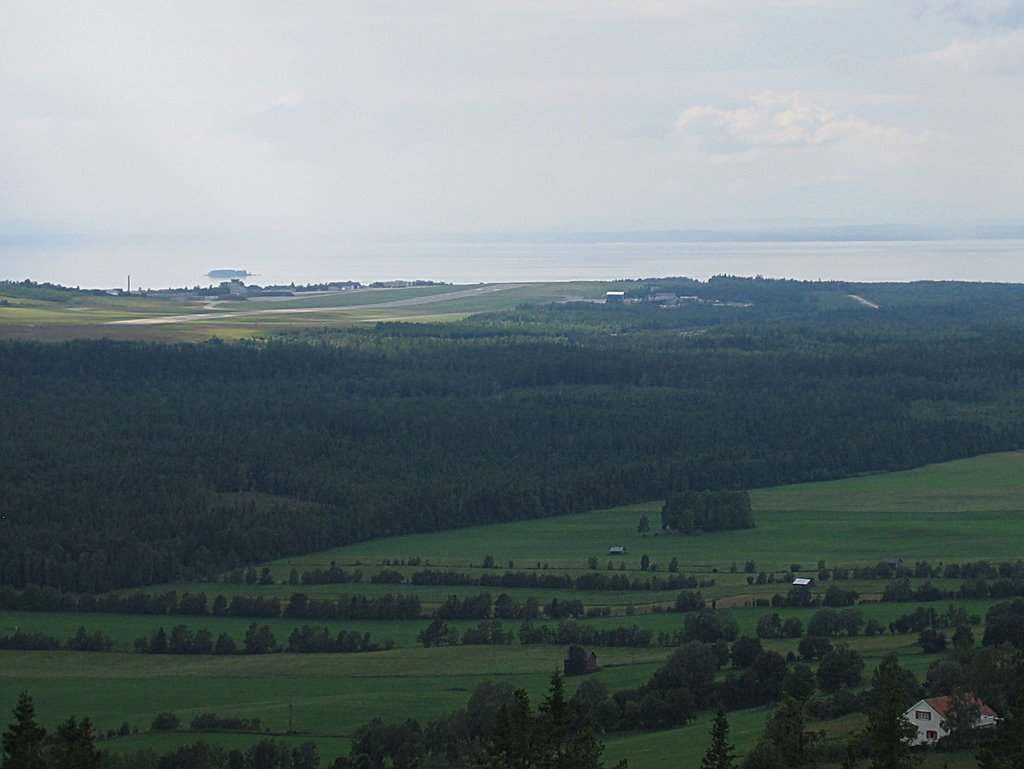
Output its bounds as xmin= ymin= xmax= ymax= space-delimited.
xmin=151 ymin=712 xmax=180 ymax=731
xmin=730 ymin=636 xmax=764 ymax=668
xmin=673 ymin=590 xmax=705 ymax=613
xmin=798 ymin=636 xmax=832 ymax=661
xmin=782 ymin=617 xmax=804 ymax=638
xmin=917 ymin=628 xmax=948 ymax=654
xmin=816 ymin=644 xmax=864 ymax=692
xmin=190 ymin=713 xmax=261 ymax=732
xmin=804 ymin=689 xmax=868 ymax=720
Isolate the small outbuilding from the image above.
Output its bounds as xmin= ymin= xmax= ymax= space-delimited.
xmin=605 ymin=291 xmax=625 ymax=304
xmin=792 ymin=577 xmax=814 ymax=587
xmin=608 ymin=546 xmax=627 ymax=555
xmin=564 ymin=647 xmax=599 ymax=676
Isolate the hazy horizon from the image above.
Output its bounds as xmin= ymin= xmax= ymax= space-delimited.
xmin=5 ymin=238 xmax=1024 ymax=292
xmin=3 ymin=1 xmax=1023 ymax=280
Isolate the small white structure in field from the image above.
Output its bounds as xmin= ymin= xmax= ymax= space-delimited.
xmin=607 ymin=546 xmax=627 ymax=555
xmin=903 ymin=695 xmax=998 ymax=745
xmin=792 ymin=577 xmax=813 ymax=586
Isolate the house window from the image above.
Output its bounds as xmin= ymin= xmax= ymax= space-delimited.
xmin=915 ymin=711 xmax=931 ymax=720
xmin=926 ymin=730 xmax=938 ymax=740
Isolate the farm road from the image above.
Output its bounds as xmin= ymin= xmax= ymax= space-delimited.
xmin=108 ymin=283 xmax=528 ymax=325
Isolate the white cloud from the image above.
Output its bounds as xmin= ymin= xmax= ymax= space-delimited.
xmin=673 ymin=91 xmax=912 ymax=159
xmin=0 ymin=1 xmax=1019 ymax=241
xmin=915 ymin=30 xmax=1024 ymax=73
xmin=921 ymin=0 xmax=1024 ymax=28
xmin=481 ymin=0 xmax=833 ymax=22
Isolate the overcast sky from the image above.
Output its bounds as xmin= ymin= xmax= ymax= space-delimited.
xmin=2 ymin=0 xmax=1023 ymax=244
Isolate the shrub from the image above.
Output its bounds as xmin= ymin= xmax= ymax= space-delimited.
xmin=151 ymin=712 xmax=180 ymax=731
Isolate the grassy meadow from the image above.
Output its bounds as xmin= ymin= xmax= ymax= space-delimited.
xmin=2 ymin=452 xmax=1023 ymax=767
xmin=268 ymin=451 xmax=1024 ymax=572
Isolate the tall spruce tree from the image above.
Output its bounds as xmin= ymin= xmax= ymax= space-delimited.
xmin=51 ymin=716 xmax=101 ymax=769
xmin=976 ymin=654 xmax=1024 ymax=769
xmin=866 ymin=655 xmax=917 ymax=769
xmin=487 ymin=689 xmax=535 ymax=769
xmin=539 ymin=671 xmax=571 ymax=769
xmin=2 ymin=692 xmax=46 ymax=769
xmin=481 ymin=674 xmax=617 ymax=769
xmin=700 ymin=708 xmax=735 ymax=769
xmin=763 ymin=697 xmax=817 ymax=769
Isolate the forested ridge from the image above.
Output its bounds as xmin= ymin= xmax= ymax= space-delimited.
xmin=3 ymin=277 xmax=1024 ymax=592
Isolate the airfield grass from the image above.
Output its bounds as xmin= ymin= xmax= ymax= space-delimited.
xmin=0 ymin=281 xmax=615 ymax=341
xmin=216 ymin=284 xmax=476 ymax=310
xmin=2 ymin=452 xmax=1022 ymax=767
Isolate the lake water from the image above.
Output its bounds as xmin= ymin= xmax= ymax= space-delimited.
xmin=2 ymin=239 xmax=1023 ymax=290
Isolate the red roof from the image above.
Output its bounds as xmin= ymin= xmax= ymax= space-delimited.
xmin=924 ymin=695 xmax=997 ymax=719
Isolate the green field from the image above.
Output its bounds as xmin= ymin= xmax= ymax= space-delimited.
xmin=3 ymin=452 xmax=1023 ymax=767
xmin=265 ymin=451 xmax=1024 ymax=576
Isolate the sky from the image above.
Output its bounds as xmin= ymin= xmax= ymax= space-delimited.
xmin=2 ymin=0 xmax=1023 ymax=249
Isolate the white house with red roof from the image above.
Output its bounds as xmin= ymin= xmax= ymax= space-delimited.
xmin=903 ymin=695 xmax=998 ymax=745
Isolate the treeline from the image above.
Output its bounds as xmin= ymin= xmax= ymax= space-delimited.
xmin=0 ymin=587 xmax=422 ymax=621
xmin=411 ymin=568 xmax=699 ymax=592
xmin=294 ymin=566 xmax=362 ymax=585
xmin=0 ymin=626 xmax=115 ymax=652
xmin=882 ymin=576 xmax=1024 ymax=603
xmin=417 ymin=608 xmax=736 ymax=649
xmin=5 ymin=278 xmax=1024 ymax=591
xmin=0 ymin=586 xmax=643 ymax=624
xmin=0 ymin=623 xmax=389 ymax=655
xmin=660 ymin=490 xmax=753 ymax=534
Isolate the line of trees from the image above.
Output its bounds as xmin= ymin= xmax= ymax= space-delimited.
xmin=0 ymin=588 xmax=422 ymax=621
xmin=0 ymin=623 xmax=390 ymax=656
xmin=410 ymin=568 xmax=700 ymax=592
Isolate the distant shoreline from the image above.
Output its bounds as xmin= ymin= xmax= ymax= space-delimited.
xmin=4 ymin=238 xmax=1024 ymax=290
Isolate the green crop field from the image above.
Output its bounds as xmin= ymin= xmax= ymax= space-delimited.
xmin=2 ymin=452 xmax=1023 ymax=767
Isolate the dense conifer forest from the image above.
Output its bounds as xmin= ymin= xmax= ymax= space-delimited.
xmin=3 ymin=276 xmax=1024 ymax=592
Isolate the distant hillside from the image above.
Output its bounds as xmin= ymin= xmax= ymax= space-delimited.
xmin=3 ymin=277 xmax=1024 ymax=591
